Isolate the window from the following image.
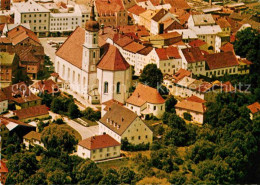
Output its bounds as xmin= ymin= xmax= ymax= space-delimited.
xmin=104 ymin=82 xmax=108 ymax=93
xmin=154 ymin=106 xmax=156 ymax=110
xmin=99 ymin=149 xmax=103 ymax=152
xmin=138 ymin=136 xmax=141 ymax=140
xmin=93 ymin=51 xmax=95 ymax=58
xmin=93 ymin=37 xmax=96 ymax=44
xmin=131 ymin=136 xmax=134 ymax=140
xmin=116 ymin=82 xmax=120 ymax=94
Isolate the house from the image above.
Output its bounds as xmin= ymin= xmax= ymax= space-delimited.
xmin=247 ymin=102 xmax=260 ymax=120
xmin=188 ymin=39 xmax=209 ymax=53
xmin=0 ymin=52 xmax=19 ymax=87
xmin=101 ymin=99 xmax=124 ymax=117
xmin=175 ymin=95 xmax=206 ymax=124
xmin=0 ymin=90 xmax=8 ymax=113
xmin=30 ymin=79 xmax=60 ymax=95
xmin=23 ymin=130 xmax=44 ymax=149
xmin=141 ymin=32 xmax=182 ymax=47
xmin=126 ymin=83 xmax=165 ymax=119
xmin=1 ymin=82 xmax=42 ymax=109
xmin=0 ymin=160 xmax=8 ymax=185
xmin=187 ymin=14 xmax=222 ymax=52
xmin=98 ymin=103 xmax=153 ymax=145
xmin=12 ymin=0 xmax=50 ymax=36
xmin=180 ymin=47 xmax=206 ymax=76
xmin=55 ymin=6 xmax=132 ymax=104
xmin=0 ymin=117 xmax=36 ymax=145
xmin=220 ymin=42 xmax=234 ymax=53
xmin=95 ymin=0 xmax=128 ymax=27
xmin=204 ymin=51 xmax=239 ymax=77
xmin=237 ymin=57 xmax=252 ymax=75
xmin=127 ymin=5 xmax=146 ymax=24
xmin=77 ymin=134 xmax=121 ymax=161
xmin=13 ymin=104 xmax=49 ymax=122
xmin=155 ymin=46 xmax=182 ymax=74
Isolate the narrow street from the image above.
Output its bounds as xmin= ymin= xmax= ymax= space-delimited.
xmin=49 ymin=111 xmax=99 ymax=140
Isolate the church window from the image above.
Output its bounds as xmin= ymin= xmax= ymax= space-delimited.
xmin=73 ymin=71 xmax=75 ymax=82
xmin=93 ymin=51 xmax=96 ymax=58
xmin=116 ymin=82 xmax=120 ymax=94
xmin=104 ymin=82 xmax=108 ymax=93
xmin=93 ymin=37 xmax=96 ymax=44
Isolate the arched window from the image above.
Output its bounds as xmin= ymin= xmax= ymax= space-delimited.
xmin=93 ymin=51 xmax=95 ymax=58
xmin=93 ymin=37 xmax=96 ymax=44
xmin=104 ymin=82 xmax=108 ymax=93
xmin=116 ymin=82 xmax=120 ymax=94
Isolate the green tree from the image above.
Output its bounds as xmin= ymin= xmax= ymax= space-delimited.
xmin=118 ymin=167 xmax=136 ymax=184
xmin=47 ymin=169 xmax=72 ymax=184
xmin=50 ymin=97 xmax=62 ymax=113
xmin=6 ymin=152 xmax=38 ymax=184
xmin=82 ymin=107 xmax=101 ymax=121
xmin=165 ymin=95 xmax=177 ymax=113
xmin=68 ymin=102 xmax=81 ymax=119
xmin=169 ymin=172 xmax=187 ymax=185
xmin=74 ymin=160 xmax=103 ymax=184
xmin=41 ymin=125 xmax=78 ymax=155
xmin=99 ymin=169 xmax=119 ymax=185
xmin=139 ymin=64 xmax=163 ymax=88
xmin=183 ymin=112 xmax=192 ymax=121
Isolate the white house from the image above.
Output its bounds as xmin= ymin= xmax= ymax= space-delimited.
xmin=23 ymin=131 xmax=44 ymax=149
xmin=12 ymin=0 xmax=50 ymax=36
xmin=187 ymin=14 xmax=222 ymax=52
xmin=77 ymin=134 xmax=121 ymax=161
xmin=98 ymin=103 xmax=153 ymax=145
xmin=175 ymin=95 xmax=206 ymax=124
xmin=247 ymin=102 xmax=260 ymax=120
xmin=126 ymin=83 xmax=166 ymax=119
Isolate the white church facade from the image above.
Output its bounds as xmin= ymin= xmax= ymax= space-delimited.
xmin=54 ymin=5 xmax=131 ymax=104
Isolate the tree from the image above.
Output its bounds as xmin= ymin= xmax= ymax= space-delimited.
xmin=139 ymin=64 xmax=163 ymax=88
xmin=183 ymin=112 xmax=192 ymax=121
xmin=50 ymin=97 xmax=62 ymax=113
xmin=169 ymin=172 xmax=187 ymax=185
xmin=82 ymin=107 xmax=101 ymax=121
xmin=40 ymin=92 xmax=53 ymax=107
xmin=6 ymin=152 xmax=38 ymax=184
xmin=99 ymin=169 xmax=119 ymax=185
xmin=234 ymin=28 xmax=260 ymax=70
xmin=68 ymin=102 xmax=81 ymax=119
xmin=165 ymin=95 xmax=177 ymax=113
xmin=74 ymin=160 xmax=103 ymax=184
xmin=118 ymin=167 xmax=136 ymax=184
xmin=47 ymin=169 xmax=72 ymax=185
xmin=41 ymin=125 xmax=78 ymax=155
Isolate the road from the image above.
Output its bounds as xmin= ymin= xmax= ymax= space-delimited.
xmin=49 ymin=111 xmax=99 ymax=140
xmin=39 ymin=37 xmax=68 ymax=62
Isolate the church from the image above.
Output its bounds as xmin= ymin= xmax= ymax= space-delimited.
xmin=55 ymin=5 xmax=132 ymax=104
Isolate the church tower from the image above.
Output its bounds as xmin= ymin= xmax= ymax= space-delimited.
xmin=82 ymin=4 xmax=100 ymax=73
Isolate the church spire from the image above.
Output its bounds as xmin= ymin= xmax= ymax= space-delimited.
xmin=85 ymin=2 xmax=99 ymax=32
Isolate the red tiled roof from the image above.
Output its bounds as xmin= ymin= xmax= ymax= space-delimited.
xmin=165 ymin=0 xmax=190 ymax=10
xmin=123 ymin=41 xmax=146 ymax=53
xmin=239 ymin=58 xmax=253 ymax=65
xmin=196 ymin=82 xmax=213 ymax=93
xmin=114 ymin=35 xmax=134 ymax=47
xmin=95 ymin=0 xmax=124 ymax=15
xmin=186 ymin=95 xmax=206 ymax=103
xmin=216 ymin=18 xmax=231 ymax=28
xmin=0 ymin=160 xmax=8 ymax=173
xmin=13 ymin=105 xmax=49 ymax=120
xmin=155 ymin=46 xmax=181 ymax=60
xmin=181 ymin=47 xmax=205 ymax=63
xmin=152 ymin=9 xmax=168 ymax=22
xmin=31 ymin=79 xmax=59 ymax=94
xmin=189 ymin=39 xmax=207 ymax=47
xmin=172 ymin=68 xmax=191 ymax=83
xmin=78 ymin=134 xmax=120 ymax=150
xmin=2 ymin=82 xmax=41 ymax=104
xmin=127 ymin=5 xmax=146 ymax=15
xmin=138 ymin=46 xmax=154 ymax=55
xmin=221 ymin=81 xmax=235 ymax=92
xmin=126 ymin=83 xmax=165 ymax=106
xmin=205 ymin=51 xmax=239 ymax=70
xmin=117 ymin=25 xmax=149 ymax=37
xmin=247 ymin=102 xmax=260 ymax=114
xmin=175 ymin=99 xmax=206 ymax=113
xmin=97 ymin=44 xmax=130 ymax=71
xmin=102 ymin=99 xmax=124 ymax=111
xmin=7 ymin=25 xmax=40 ymax=45
xmin=56 ymin=27 xmax=85 ymax=69
xmin=220 ymin=42 xmax=234 ymax=52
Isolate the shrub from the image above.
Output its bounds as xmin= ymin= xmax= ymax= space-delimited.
xmin=183 ymin=112 xmax=192 ymax=121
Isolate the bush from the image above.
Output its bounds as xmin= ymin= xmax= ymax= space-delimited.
xmin=183 ymin=112 xmax=192 ymax=121
xmin=32 ymin=145 xmax=44 ymax=156
xmin=54 ymin=118 xmax=65 ymax=125
xmin=173 ymin=157 xmax=184 ymax=165
xmin=121 ymin=138 xmax=150 ymax=151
